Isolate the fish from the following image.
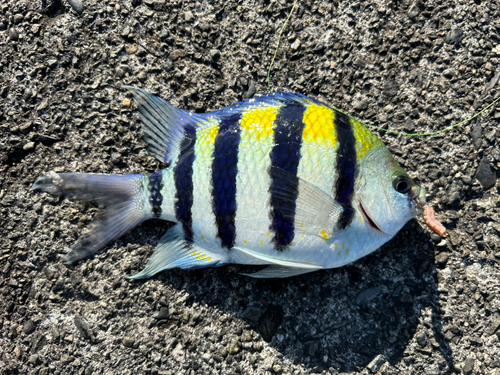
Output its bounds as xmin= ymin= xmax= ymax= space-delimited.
xmin=31 ymin=87 xmax=444 ymax=279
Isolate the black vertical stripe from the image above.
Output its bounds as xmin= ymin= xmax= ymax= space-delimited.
xmin=148 ymin=171 xmax=163 ymax=218
xmin=269 ymin=102 xmax=307 ymax=251
xmin=173 ymin=125 xmax=197 ymax=241
xmin=334 ymin=111 xmax=358 ymax=229
xmin=211 ymin=113 xmax=242 ymax=249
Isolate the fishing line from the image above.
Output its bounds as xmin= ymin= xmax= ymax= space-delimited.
xmin=266 ymin=0 xmax=500 ymax=137
xmin=267 ymin=0 xmax=298 ymax=92
xmin=331 ymin=94 xmax=500 ymax=137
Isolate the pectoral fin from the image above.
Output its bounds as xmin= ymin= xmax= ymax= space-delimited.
xmin=269 ymin=166 xmax=344 ymax=240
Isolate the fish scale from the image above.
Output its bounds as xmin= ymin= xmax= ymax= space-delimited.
xmin=31 ymin=87 xmax=438 ymax=279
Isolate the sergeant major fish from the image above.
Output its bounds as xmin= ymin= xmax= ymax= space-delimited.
xmin=31 ymin=87 xmax=445 ymax=279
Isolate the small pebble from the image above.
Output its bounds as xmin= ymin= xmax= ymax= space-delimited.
xmin=154 ymin=307 xmax=170 ymax=320
xmin=122 ymin=99 xmax=131 ymax=107
xmin=67 ymin=0 xmax=84 ymax=15
xmin=13 ymin=14 xmax=24 ymax=25
xmin=184 ymin=10 xmax=194 ymax=22
xmin=475 ymin=157 xmax=496 ymax=190
xmin=23 ymin=88 xmax=33 ymax=101
xmin=227 ymin=342 xmax=240 ymax=355
xmin=445 ymin=28 xmax=464 ymax=45
xmin=9 ymin=28 xmax=19 ymax=41
xmin=290 ymin=39 xmax=301 ymax=51
xmin=125 ymin=44 xmax=138 ymax=54
xmin=462 ymin=355 xmax=475 ymax=375
xmin=14 ymin=346 xmax=22 ymax=359
xmin=366 ymin=354 xmax=386 ymax=373
xmin=31 ymin=24 xmax=40 ymax=35
xmin=242 ymin=306 xmax=262 ymax=322
xmin=23 ymin=320 xmax=36 ymax=335
xmin=23 ymin=142 xmax=35 ymax=151
xmin=123 ymin=337 xmax=135 ymax=347
xmin=435 ymin=252 xmax=449 ymax=265
xmin=407 ymin=5 xmax=420 ymax=18
xmin=416 ymin=332 xmax=427 ymax=347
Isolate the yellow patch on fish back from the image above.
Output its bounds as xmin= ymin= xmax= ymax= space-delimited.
xmin=240 ymin=106 xmax=279 ymax=140
xmin=196 ymin=122 xmax=219 ymax=147
xmin=350 ymin=117 xmax=382 ymax=159
xmin=302 ymin=105 xmax=336 ymax=147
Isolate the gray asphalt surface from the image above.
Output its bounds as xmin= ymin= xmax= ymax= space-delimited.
xmin=1 ymin=0 xmax=500 ymax=374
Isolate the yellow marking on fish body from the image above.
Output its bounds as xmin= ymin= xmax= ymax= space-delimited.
xmin=359 ymin=216 xmax=363 ymax=222
xmin=191 ymin=251 xmax=197 ymax=256
xmin=267 ymin=232 xmax=270 ymax=236
xmin=338 ymin=252 xmax=341 ymax=256
xmin=201 ymin=255 xmax=206 ymax=260
xmin=201 ymin=235 xmax=205 ymax=239
xmin=334 ymin=243 xmax=338 ymax=249
xmin=240 ymin=106 xmax=279 ymax=140
xmin=244 ymin=240 xmax=247 ymax=244
xmin=342 ymin=243 xmax=345 ymax=249
xmin=196 ymin=122 xmax=219 ymax=147
xmin=346 ymin=249 xmax=350 ymax=254
xmin=207 ymin=257 xmax=212 ymax=262
xmin=260 ymin=241 xmax=264 ymax=245
xmin=350 ymin=117 xmax=383 ymax=160
xmin=302 ymin=105 xmax=336 ymax=147
xmin=320 ymin=229 xmax=329 ymax=240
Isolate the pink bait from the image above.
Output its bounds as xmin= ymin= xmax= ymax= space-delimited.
xmin=422 ymin=204 xmax=446 ymax=237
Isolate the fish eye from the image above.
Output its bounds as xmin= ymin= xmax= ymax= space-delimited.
xmin=392 ymin=174 xmax=412 ymax=194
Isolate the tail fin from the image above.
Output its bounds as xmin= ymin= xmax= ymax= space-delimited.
xmin=31 ymin=172 xmax=148 ymax=263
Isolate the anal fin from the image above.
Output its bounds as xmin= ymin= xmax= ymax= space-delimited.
xmin=241 ymin=265 xmax=318 ymax=278
xmin=232 ymin=246 xmax=323 ymax=270
xmin=128 ymin=224 xmax=224 ymax=279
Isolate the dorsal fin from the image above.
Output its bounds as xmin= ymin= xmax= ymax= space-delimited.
xmin=208 ymin=91 xmax=325 ymax=119
xmin=124 ymin=86 xmax=208 ymax=165
xmin=125 ymin=88 xmax=328 ymax=164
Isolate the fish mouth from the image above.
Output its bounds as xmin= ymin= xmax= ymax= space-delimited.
xmin=409 ymin=185 xmax=426 ymax=210
xmin=359 ymin=202 xmax=383 ymax=233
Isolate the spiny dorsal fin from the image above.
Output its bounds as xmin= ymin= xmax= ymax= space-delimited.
xmin=124 ymin=86 xmax=208 ymax=165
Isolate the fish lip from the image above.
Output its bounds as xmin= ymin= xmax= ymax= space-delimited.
xmin=409 ymin=185 xmax=426 ymax=209
xmin=359 ymin=202 xmax=385 ymax=234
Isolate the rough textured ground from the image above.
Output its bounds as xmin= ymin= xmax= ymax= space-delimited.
xmin=1 ymin=0 xmax=500 ymax=374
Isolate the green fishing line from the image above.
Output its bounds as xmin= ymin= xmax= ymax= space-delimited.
xmin=267 ymin=0 xmax=500 ymax=137
xmin=267 ymin=0 xmax=298 ymax=93
xmin=332 ymin=94 xmax=500 ymax=137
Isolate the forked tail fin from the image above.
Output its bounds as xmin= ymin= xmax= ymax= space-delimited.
xmin=31 ymin=172 xmax=149 ymax=263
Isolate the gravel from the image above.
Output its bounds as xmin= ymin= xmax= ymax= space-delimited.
xmin=1 ymin=0 xmax=500 ymax=374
